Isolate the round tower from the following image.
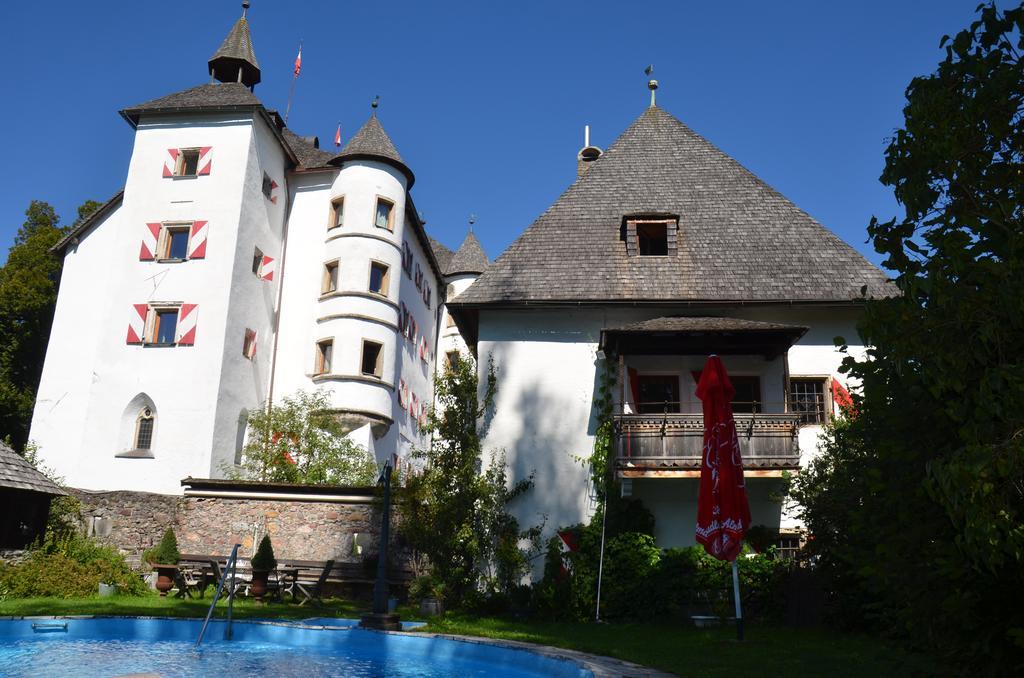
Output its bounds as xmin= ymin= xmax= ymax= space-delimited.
xmin=313 ymin=113 xmax=417 ymax=444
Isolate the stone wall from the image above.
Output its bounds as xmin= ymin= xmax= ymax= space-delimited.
xmin=72 ymin=488 xmax=382 ymax=568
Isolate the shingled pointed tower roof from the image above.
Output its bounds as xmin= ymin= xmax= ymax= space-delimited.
xmin=208 ymin=3 xmax=261 ymax=88
xmin=452 ymin=106 xmax=892 ymax=308
xmin=333 ymin=114 xmax=414 ymax=187
xmin=447 ymin=231 xmax=489 ymax=276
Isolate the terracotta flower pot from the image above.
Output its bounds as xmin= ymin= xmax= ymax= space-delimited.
xmin=250 ymin=569 xmax=270 ymax=602
xmin=153 ymin=564 xmax=178 ymax=597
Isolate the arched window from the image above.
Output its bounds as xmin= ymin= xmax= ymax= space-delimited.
xmin=116 ymin=393 xmax=157 ymax=458
xmin=134 ymin=407 xmax=155 ymax=450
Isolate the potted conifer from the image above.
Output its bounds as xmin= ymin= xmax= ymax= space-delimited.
xmin=145 ymin=528 xmax=181 ymax=597
xmin=249 ymin=535 xmax=277 ymax=602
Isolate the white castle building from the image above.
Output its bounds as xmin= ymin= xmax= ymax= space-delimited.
xmin=30 ymin=6 xmax=892 ymax=551
xmin=29 ymin=8 xmax=485 ymax=495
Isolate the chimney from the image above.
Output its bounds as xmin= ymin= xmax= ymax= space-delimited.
xmin=577 ymin=125 xmax=602 ymax=177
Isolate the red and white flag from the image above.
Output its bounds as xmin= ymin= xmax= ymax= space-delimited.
xmin=334 ymin=124 xmax=341 ymax=147
xmin=293 ymin=46 xmax=302 ymax=76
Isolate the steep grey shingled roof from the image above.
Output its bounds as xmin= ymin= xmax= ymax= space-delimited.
xmin=333 ymin=114 xmax=414 ymax=187
xmin=282 ymin=129 xmax=336 ymax=170
xmin=0 ymin=443 xmax=66 ymax=495
xmin=208 ymin=14 xmax=260 ymax=86
xmin=429 ymin=237 xmax=454 ymax=273
xmin=452 ymin=106 xmax=893 ymax=307
xmin=447 ymin=232 xmax=489 ymax=275
xmin=120 ymin=83 xmax=261 ymax=124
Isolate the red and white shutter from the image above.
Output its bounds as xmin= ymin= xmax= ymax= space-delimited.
xmin=162 ymin=149 xmax=178 ymax=178
xmin=187 ymin=221 xmax=209 ymax=259
xmin=140 ymin=223 xmax=161 ymax=260
xmin=126 ymin=304 xmax=148 ymax=344
xmin=197 ymin=146 xmax=212 ymax=175
xmin=259 ymin=255 xmax=276 ymax=281
xmin=175 ymin=304 xmax=198 ymax=345
xmin=268 ymin=178 xmax=279 ymax=204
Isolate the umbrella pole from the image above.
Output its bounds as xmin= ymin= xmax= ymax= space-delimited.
xmin=594 ymin=488 xmax=609 ymax=622
xmin=731 ymin=559 xmax=744 ymax=641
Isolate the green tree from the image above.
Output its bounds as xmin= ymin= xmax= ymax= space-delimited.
xmin=230 ymin=389 xmax=378 ymax=485
xmin=399 ymin=353 xmax=538 ymax=606
xmin=0 ymin=199 xmax=99 ymax=451
xmin=791 ymin=3 xmax=1024 ymax=670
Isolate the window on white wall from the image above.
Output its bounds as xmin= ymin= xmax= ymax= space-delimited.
xmin=368 ymin=261 xmax=390 ymax=296
xmin=315 ymin=339 xmax=333 ymax=375
xmin=134 ymin=407 xmax=155 ymax=450
xmin=147 ymin=307 xmax=179 ymax=345
xmin=159 ymin=223 xmax=191 ymax=260
xmin=175 ymin=148 xmax=201 ymax=176
xmin=361 ymin=340 xmax=383 ymax=377
xmin=323 ymin=261 xmax=339 ymax=294
xmin=242 ymin=328 xmax=257 ymax=359
xmin=262 ymin=173 xmax=274 ymax=199
xmin=330 ymin=197 xmax=344 ymax=229
xmin=790 ymin=378 xmax=829 ymax=424
xmin=374 ymin=197 xmax=395 ymax=231
xmin=252 ymin=247 xmax=264 ymax=276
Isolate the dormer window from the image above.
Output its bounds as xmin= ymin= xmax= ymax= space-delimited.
xmin=622 ymin=215 xmax=678 ymax=257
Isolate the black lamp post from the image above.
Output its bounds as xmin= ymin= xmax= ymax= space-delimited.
xmin=360 ymin=458 xmax=401 ymax=630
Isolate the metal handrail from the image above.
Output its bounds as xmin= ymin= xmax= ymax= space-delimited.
xmin=195 ymin=543 xmax=241 ymax=649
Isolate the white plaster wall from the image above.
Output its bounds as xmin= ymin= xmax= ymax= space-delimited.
xmin=208 ymin=113 xmax=288 ymax=476
xmin=29 ymin=205 xmax=121 ymax=477
xmin=33 ymin=113 xmax=260 ymax=493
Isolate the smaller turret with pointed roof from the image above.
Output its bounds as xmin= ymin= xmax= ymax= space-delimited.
xmin=209 ymin=1 xmax=261 ymax=89
xmin=447 ymin=231 xmax=489 ymax=276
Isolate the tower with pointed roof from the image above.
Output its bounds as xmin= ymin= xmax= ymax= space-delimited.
xmin=436 ymin=231 xmax=489 ymax=367
xmin=208 ymin=1 xmax=261 ymax=88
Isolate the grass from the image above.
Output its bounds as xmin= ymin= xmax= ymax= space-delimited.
xmin=0 ymin=594 xmax=372 ymax=620
xmin=0 ymin=595 xmax=938 ymax=676
xmin=420 ymin=613 xmax=941 ymax=678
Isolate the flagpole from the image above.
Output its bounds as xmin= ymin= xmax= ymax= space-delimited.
xmin=732 ymin=558 xmax=743 ymax=641
xmin=284 ymin=41 xmax=302 ymax=125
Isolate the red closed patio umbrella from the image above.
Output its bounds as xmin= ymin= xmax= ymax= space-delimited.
xmin=695 ymin=355 xmax=751 ymax=639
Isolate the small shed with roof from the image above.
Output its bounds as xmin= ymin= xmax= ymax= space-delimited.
xmin=0 ymin=443 xmax=66 ymax=549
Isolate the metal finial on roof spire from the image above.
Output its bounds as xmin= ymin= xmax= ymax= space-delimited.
xmin=242 ymin=1 xmax=250 ymax=17
xmin=371 ymin=95 xmax=380 ymax=110
xmin=468 ymin=214 xmax=477 ymax=232
xmin=645 ymin=65 xmax=658 ymax=107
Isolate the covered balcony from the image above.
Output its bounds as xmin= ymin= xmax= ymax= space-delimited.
xmin=599 ymin=317 xmax=808 ymax=479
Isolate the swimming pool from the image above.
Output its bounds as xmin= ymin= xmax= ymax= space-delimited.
xmin=0 ymin=617 xmax=592 ymax=677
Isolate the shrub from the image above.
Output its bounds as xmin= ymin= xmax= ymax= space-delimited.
xmin=250 ymin=535 xmax=277 ymax=571
xmin=145 ymin=528 xmax=180 ymax=566
xmin=0 ymin=547 xmax=148 ymax=599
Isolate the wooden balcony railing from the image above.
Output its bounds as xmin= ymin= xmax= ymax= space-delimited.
xmin=614 ymin=412 xmax=801 ymax=470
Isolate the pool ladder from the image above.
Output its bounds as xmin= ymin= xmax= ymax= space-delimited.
xmin=195 ymin=542 xmax=241 ymax=649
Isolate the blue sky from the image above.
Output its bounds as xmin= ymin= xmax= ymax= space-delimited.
xmin=0 ymin=1 xmax=985 ymax=268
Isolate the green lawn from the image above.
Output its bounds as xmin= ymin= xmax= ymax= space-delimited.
xmin=0 ymin=596 xmax=938 ymax=677
xmin=0 ymin=594 xmax=371 ymax=620
xmin=421 ymin=614 xmax=941 ymax=678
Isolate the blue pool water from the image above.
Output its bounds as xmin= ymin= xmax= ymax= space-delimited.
xmin=0 ymin=618 xmax=591 ymax=677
